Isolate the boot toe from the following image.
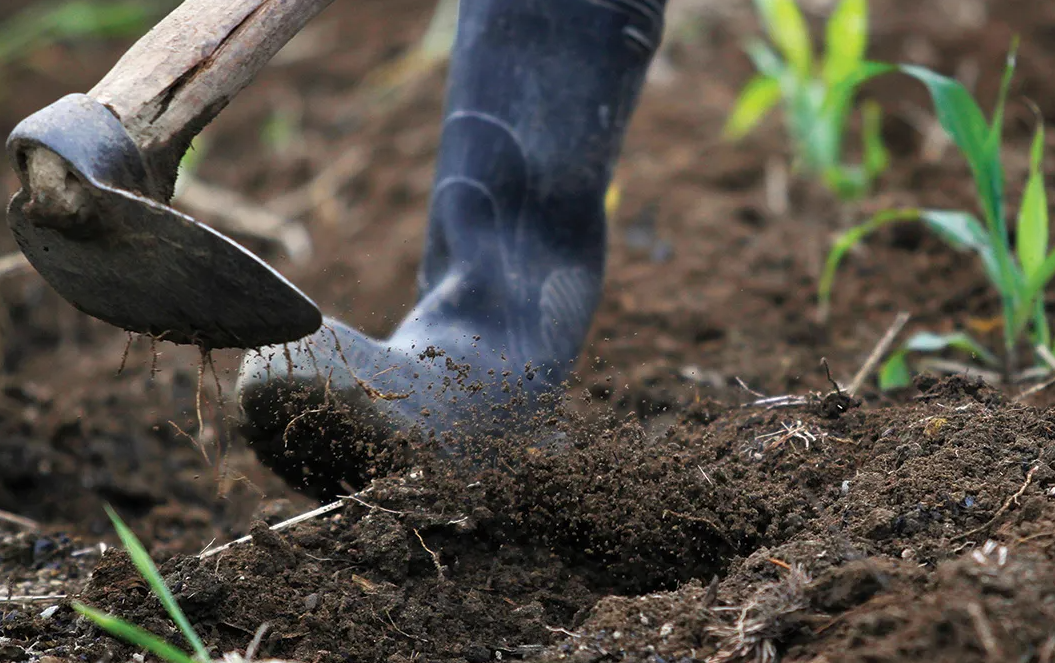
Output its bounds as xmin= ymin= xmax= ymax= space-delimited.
xmin=234 ymin=320 xmax=414 ymax=497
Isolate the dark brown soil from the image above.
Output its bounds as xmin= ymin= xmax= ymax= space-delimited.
xmin=5 ymin=1 xmax=1055 ymax=662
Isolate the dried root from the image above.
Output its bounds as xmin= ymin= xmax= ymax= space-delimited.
xmin=707 ymin=564 xmax=812 ymax=663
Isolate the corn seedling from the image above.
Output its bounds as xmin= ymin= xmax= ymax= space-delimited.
xmin=724 ymin=0 xmax=891 ymax=200
xmin=73 ymin=505 xmax=211 ymax=663
xmin=820 ymin=43 xmax=1055 ymax=388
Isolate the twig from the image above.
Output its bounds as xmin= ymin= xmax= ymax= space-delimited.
xmin=199 ymin=498 xmax=347 ymax=559
xmin=741 ymin=394 xmax=809 ymax=410
xmin=267 ymin=147 xmax=368 ymax=222
xmin=820 ymin=357 xmax=843 ymax=394
xmin=169 ymin=421 xmax=209 ymax=463
xmin=413 ymin=528 xmax=446 ymax=581
xmin=848 ymin=312 xmax=911 ymax=396
xmin=0 ymin=594 xmax=66 ymax=603
xmin=385 ymin=609 xmax=429 ymax=642
xmin=340 ymin=493 xmax=409 ymax=516
xmin=244 ymin=623 xmax=270 ymax=660
xmin=1016 ymin=373 xmax=1055 ymax=401
xmin=116 ymin=332 xmax=134 ymax=376
xmin=764 ymin=156 xmax=789 ymax=216
xmin=282 ymin=406 xmax=331 ymax=450
xmin=953 ymin=465 xmax=1039 ymax=541
xmin=0 ymin=509 xmax=40 ymax=530
xmin=734 ymin=377 xmax=766 ymax=399
xmin=544 ymin=626 xmax=584 ymax=638
xmin=965 ymin=602 xmax=1002 ymax=660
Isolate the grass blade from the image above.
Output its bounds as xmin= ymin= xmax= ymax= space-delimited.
xmin=104 ymin=505 xmax=209 ymax=662
xmin=724 ymin=74 xmax=782 ymax=140
xmin=73 ymin=603 xmax=198 ymax=663
xmin=861 ymin=99 xmax=889 ymax=182
xmin=986 ymin=38 xmax=1019 ymax=159
xmin=753 ymin=0 xmax=813 ymax=77
xmin=1017 ymin=119 xmax=1047 ymax=279
xmin=818 ymin=208 xmax=922 ymax=318
xmin=1033 ymin=297 xmax=1051 ymax=350
xmin=822 ymin=0 xmax=867 ymax=85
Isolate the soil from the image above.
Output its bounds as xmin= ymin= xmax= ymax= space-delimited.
xmin=4 ymin=1 xmax=1055 ymax=662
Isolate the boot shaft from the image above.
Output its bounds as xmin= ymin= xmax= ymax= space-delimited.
xmin=406 ymin=0 xmax=667 ymax=372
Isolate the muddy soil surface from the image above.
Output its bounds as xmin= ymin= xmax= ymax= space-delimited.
xmin=4 ymin=1 xmax=1055 ymax=662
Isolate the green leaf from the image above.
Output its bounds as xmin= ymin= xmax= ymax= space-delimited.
xmin=104 ymin=505 xmax=209 ymax=662
xmin=878 ymin=350 xmax=913 ymax=390
xmin=823 ymin=165 xmax=868 ymax=200
xmin=819 ymin=60 xmax=895 ymax=156
xmin=818 ymin=208 xmax=1002 ymax=320
xmin=1033 ymin=296 xmax=1051 ymax=350
xmin=1016 ymin=248 xmax=1055 ymax=337
xmin=753 ymin=0 xmax=813 ymax=77
xmin=73 ymin=603 xmax=198 ymax=663
xmin=902 ymin=330 xmax=999 ymax=365
xmin=986 ymin=38 xmax=1020 ymax=159
xmin=899 ymin=64 xmax=1005 ymax=229
xmin=861 ymin=98 xmax=889 ymax=181
xmin=794 ymin=80 xmax=836 ymax=169
xmin=824 ymin=60 xmax=895 ymax=106
xmin=1017 ymin=119 xmax=1048 ymax=279
xmin=822 ymin=0 xmax=867 ymax=85
xmin=818 ymin=208 xmax=923 ymax=317
xmin=878 ymin=331 xmax=998 ymax=390
xmin=745 ymin=39 xmax=787 ymax=80
xmin=916 ymin=209 xmax=1008 ymax=298
xmin=724 ymin=74 xmax=783 ymax=140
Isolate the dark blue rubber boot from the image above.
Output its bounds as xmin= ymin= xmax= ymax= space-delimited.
xmin=236 ymin=0 xmax=667 ymax=496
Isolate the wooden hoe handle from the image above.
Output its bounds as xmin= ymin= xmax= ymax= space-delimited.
xmin=22 ymin=0 xmax=337 ymax=214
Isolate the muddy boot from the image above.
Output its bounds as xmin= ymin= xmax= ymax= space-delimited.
xmin=236 ymin=0 xmax=666 ymax=497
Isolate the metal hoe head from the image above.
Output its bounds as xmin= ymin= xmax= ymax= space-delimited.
xmin=6 ymin=94 xmax=322 ymax=350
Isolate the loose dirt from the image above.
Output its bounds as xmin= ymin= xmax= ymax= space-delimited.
xmin=4 ymin=1 xmax=1055 ymax=662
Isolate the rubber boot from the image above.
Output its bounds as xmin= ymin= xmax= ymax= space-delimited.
xmin=236 ymin=0 xmax=667 ymax=497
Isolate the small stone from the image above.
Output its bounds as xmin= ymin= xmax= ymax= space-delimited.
xmin=855 ymin=508 xmax=897 ymax=540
